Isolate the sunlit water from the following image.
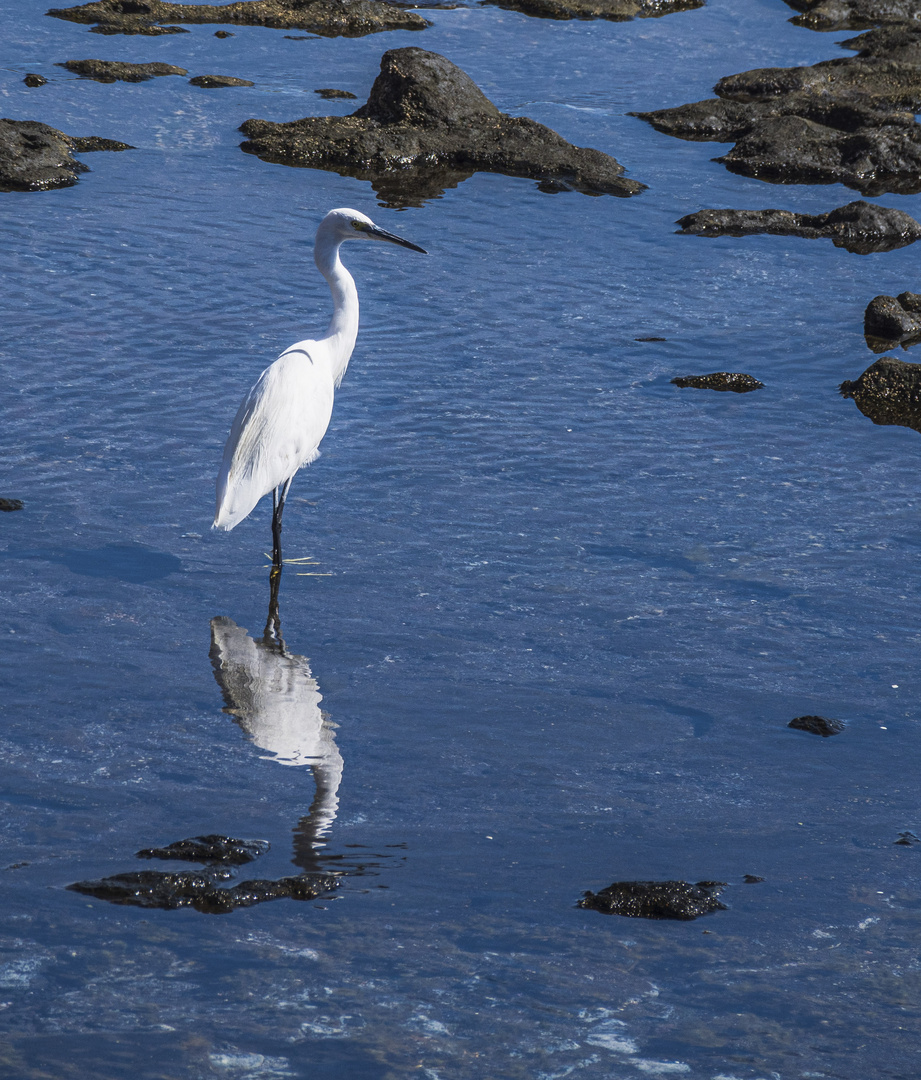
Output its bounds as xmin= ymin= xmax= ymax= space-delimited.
xmin=2 ymin=0 xmax=921 ymax=1076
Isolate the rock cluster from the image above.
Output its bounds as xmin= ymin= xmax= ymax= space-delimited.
xmin=47 ymin=0 xmax=429 ymax=37
xmin=676 ymin=200 xmax=921 ymax=255
xmin=240 ymin=47 xmax=646 ymax=206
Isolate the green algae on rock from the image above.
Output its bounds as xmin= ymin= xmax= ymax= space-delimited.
xmin=240 ymin=47 xmax=646 ymax=207
xmin=47 ymin=0 xmax=429 ymax=37
xmin=480 ymin=0 xmax=703 ymax=23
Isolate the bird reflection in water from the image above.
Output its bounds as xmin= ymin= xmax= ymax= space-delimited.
xmin=209 ymin=569 xmax=343 ymax=872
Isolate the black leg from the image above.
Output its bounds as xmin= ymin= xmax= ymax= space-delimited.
xmin=270 ymin=477 xmax=293 ymax=571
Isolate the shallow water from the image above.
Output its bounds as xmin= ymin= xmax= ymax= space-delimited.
xmin=2 ymin=0 xmax=921 ymax=1076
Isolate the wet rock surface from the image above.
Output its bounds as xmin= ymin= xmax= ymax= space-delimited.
xmin=315 ymin=87 xmax=357 ymax=99
xmin=240 ymin=47 xmax=645 ymax=207
xmin=864 ymin=291 xmax=921 ymax=350
xmin=676 ymin=200 xmax=921 ymax=254
xmin=47 ymin=0 xmax=430 ymax=38
xmin=0 ymin=499 xmax=24 ymax=512
xmin=69 ymin=833 xmax=340 ymax=912
xmin=788 ymin=714 xmax=845 ymax=736
xmin=840 ymin=355 xmax=921 ymax=433
xmin=479 ymin=0 xmax=703 ymax=24
xmin=578 ymin=880 xmax=727 ymax=920
xmin=59 ymin=58 xmax=187 ymax=81
xmin=784 ymin=0 xmax=921 ymax=31
xmin=672 ymin=372 xmax=764 ymax=392
xmin=634 ymin=24 xmax=921 ymax=195
xmin=189 ymin=74 xmax=254 ymax=88
xmin=0 ymin=119 xmax=129 ymax=191
xmin=23 ymin=74 xmax=47 ymax=87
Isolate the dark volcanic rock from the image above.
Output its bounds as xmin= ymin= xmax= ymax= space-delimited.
xmin=479 ymin=0 xmax=703 ymax=23
xmin=840 ymin=355 xmax=921 ymax=432
xmin=578 ymin=880 xmax=727 ymax=920
xmin=633 ymin=27 xmax=921 ymax=195
xmin=315 ymin=87 xmax=357 ymax=99
xmin=784 ymin=0 xmax=921 ymax=31
xmin=47 ymin=0 xmax=429 ymax=37
xmin=676 ymin=200 xmax=921 ymax=254
xmin=0 ymin=499 xmax=24 ymax=512
xmin=0 ymin=119 xmax=89 ymax=191
xmin=68 ymin=868 xmax=340 ymax=911
xmin=136 ymin=834 xmax=270 ymax=864
xmin=23 ymin=74 xmax=47 ymax=87
xmin=240 ymin=47 xmax=645 ymax=207
xmin=895 ymin=831 xmax=920 ymax=845
xmin=70 ymin=135 xmax=134 ymax=151
xmin=189 ymin=74 xmax=254 ymax=88
xmin=672 ymin=372 xmax=764 ymax=392
xmin=59 ymin=58 xmax=187 ymax=81
xmin=788 ymin=714 xmax=845 ymax=736
xmin=864 ymin=292 xmax=921 ymax=348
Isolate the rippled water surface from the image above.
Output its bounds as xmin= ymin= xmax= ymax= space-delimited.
xmin=2 ymin=0 xmax=921 ymax=1076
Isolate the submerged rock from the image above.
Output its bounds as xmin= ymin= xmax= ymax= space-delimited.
xmin=59 ymin=58 xmax=187 ymax=81
xmin=788 ymin=714 xmax=845 ymax=736
xmin=0 ymin=119 xmax=130 ymax=191
xmin=894 ymin=831 xmax=920 ymax=845
xmin=633 ymin=25 xmax=921 ymax=195
xmin=314 ymin=88 xmax=357 ymax=99
xmin=864 ymin=292 xmax=921 ymax=349
xmin=480 ymin=0 xmax=703 ymax=23
xmin=672 ymin=372 xmax=764 ymax=392
xmin=23 ymin=74 xmax=47 ymax=87
xmin=47 ymin=0 xmax=429 ymax=37
xmin=0 ymin=499 xmax=24 ymax=512
xmin=578 ymin=880 xmax=727 ymax=920
xmin=676 ymin=201 xmax=921 ymax=254
xmin=189 ymin=74 xmax=254 ymax=88
xmin=240 ymin=47 xmax=645 ymax=207
xmin=840 ymin=355 xmax=921 ymax=433
xmin=136 ymin=834 xmax=270 ymax=864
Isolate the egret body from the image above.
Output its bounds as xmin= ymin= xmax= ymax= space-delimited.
xmin=213 ymin=208 xmax=426 ymax=564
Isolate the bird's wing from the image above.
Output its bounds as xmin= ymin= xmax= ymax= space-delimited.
xmin=214 ymin=341 xmax=335 ymax=531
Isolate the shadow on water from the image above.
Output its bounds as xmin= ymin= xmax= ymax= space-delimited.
xmin=7 ymin=542 xmax=182 ymax=583
xmin=69 ymin=566 xmax=399 ymax=911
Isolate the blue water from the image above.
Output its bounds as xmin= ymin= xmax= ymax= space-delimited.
xmin=2 ymin=0 xmax=921 ymax=1076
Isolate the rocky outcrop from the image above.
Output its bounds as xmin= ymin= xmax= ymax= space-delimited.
xmin=864 ymin=292 xmax=921 ymax=349
xmin=784 ymin=0 xmax=921 ymax=31
xmin=672 ymin=372 xmax=764 ymax=392
xmin=676 ymin=200 xmax=921 ymax=254
xmin=47 ymin=0 xmax=429 ymax=37
xmin=189 ymin=74 xmax=254 ymax=88
xmin=579 ymin=880 xmax=727 ymax=919
xmin=240 ymin=48 xmax=646 ymax=207
xmin=58 ymin=58 xmax=187 ymax=81
xmin=633 ymin=25 xmax=921 ymax=195
xmin=0 ymin=118 xmax=131 ymax=191
xmin=840 ymin=355 xmax=921 ymax=433
xmin=480 ymin=0 xmax=703 ymax=23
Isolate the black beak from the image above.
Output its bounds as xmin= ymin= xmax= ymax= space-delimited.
xmin=367 ymin=224 xmax=427 ymax=254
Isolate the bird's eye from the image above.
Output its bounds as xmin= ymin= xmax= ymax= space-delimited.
xmin=351 ymin=220 xmax=369 ymax=232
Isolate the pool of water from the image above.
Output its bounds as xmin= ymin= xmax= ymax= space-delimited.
xmin=2 ymin=0 xmax=921 ymax=1076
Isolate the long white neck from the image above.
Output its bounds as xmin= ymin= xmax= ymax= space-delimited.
xmin=314 ymin=230 xmax=359 ymax=387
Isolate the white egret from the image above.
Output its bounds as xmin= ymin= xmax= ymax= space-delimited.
xmin=213 ymin=207 xmax=427 ymax=565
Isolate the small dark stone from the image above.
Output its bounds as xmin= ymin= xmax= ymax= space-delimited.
xmin=480 ymin=0 xmax=703 ymax=22
xmin=135 ymin=834 xmax=270 ymax=864
xmin=58 ymin=59 xmax=187 ymax=82
xmin=47 ymin=0 xmax=429 ymax=38
xmin=70 ymin=136 xmax=134 ymax=152
xmin=214 ymin=29 xmax=234 ymax=36
xmin=743 ymin=874 xmax=765 ymax=883
xmin=314 ymin=88 xmax=357 ymax=99
xmin=895 ymin=831 xmax=920 ymax=846
xmin=240 ymin=47 xmax=645 ymax=207
xmin=636 ymin=336 xmax=666 ymax=341
xmin=788 ymin=714 xmax=845 ymax=737
xmin=864 ymin=293 xmax=921 ymax=350
xmin=672 ymin=372 xmax=764 ymax=393
xmin=189 ymin=74 xmax=254 ymax=88
xmin=840 ymin=355 xmax=921 ymax=433
xmin=677 ymin=201 xmax=921 ymax=255
xmin=0 ymin=499 xmax=24 ymax=512
xmin=23 ymin=74 xmax=47 ymax=87
xmin=578 ymin=880 xmax=727 ymax=920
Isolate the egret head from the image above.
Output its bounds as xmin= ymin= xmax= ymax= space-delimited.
xmin=319 ymin=207 xmax=427 ymax=254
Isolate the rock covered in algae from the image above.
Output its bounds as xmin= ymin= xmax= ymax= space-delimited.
xmin=58 ymin=58 xmax=187 ymax=81
xmin=578 ymin=879 xmax=727 ymax=920
xmin=864 ymin=292 xmax=921 ymax=349
xmin=480 ymin=0 xmax=703 ymax=23
xmin=239 ymin=47 xmax=646 ymax=207
xmin=672 ymin=372 xmax=764 ymax=393
xmin=46 ymin=0 xmax=429 ymax=37
xmin=676 ymin=200 xmax=921 ymax=254
xmin=633 ymin=23 xmax=921 ymax=196
xmin=840 ymin=355 xmax=921 ymax=433
xmin=0 ymin=118 xmax=130 ymax=192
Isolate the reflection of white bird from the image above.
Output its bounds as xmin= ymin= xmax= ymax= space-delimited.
xmin=213 ymin=208 xmax=426 ymax=564
xmin=209 ymin=616 xmax=343 ymax=845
